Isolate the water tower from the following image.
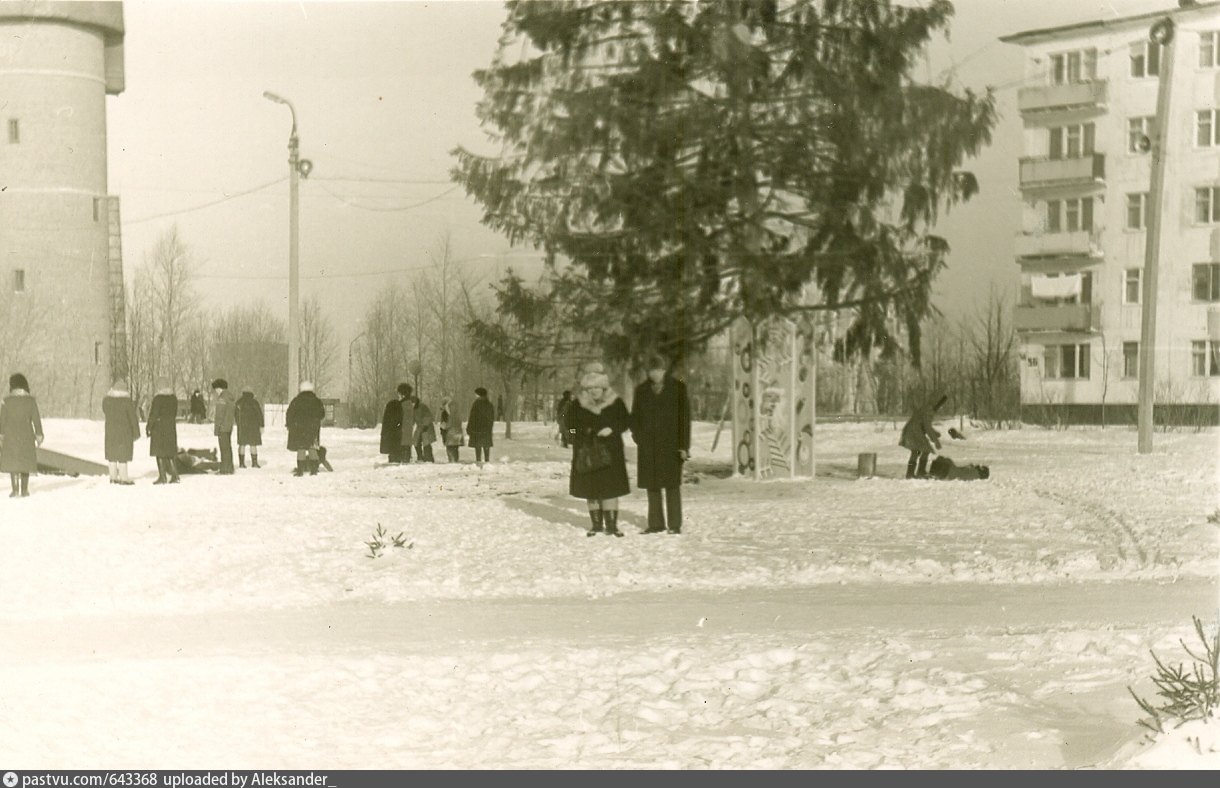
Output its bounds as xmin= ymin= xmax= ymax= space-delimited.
xmin=0 ymin=1 xmax=125 ymax=415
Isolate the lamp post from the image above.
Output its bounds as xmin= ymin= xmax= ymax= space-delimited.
xmin=347 ymin=332 xmax=366 ymax=405
xmin=263 ymin=90 xmax=312 ymax=400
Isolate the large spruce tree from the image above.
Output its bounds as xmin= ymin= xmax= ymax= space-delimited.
xmin=454 ymin=0 xmax=996 ymax=368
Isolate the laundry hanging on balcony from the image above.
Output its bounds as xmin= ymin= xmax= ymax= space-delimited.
xmin=1030 ymin=273 xmax=1082 ymax=299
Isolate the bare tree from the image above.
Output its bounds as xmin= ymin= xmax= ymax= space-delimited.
xmin=299 ymin=295 xmax=338 ymax=394
xmin=966 ymin=290 xmax=1019 ymax=427
xmin=145 ymin=226 xmax=200 ymax=397
xmin=211 ymin=302 xmax=288 ymax=402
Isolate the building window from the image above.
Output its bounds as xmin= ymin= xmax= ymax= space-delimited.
xmin=1128 ymin=117 xmax=1154 ymax=153
xmin=1196 ymin=187 xmax=1220 ymax=223
xmin=6 ymin=119 xmax=18 ymax=144
xmin=12 ymin=269 xmax=25 ymax=293
xmin=1197 ymin=110 xmax=1218 ymax=147
xmin=1124 ymin=268 xmax=1142 ymax=304
xmin=1131 ymin=41 xmax=1161 ymax=77
xmin=1191 ymin=340 xmax=1220 ymax=377
xmin=1049 ymin=123 xmax=1094 ymax=160
xmin=1051 ymin=49 xmax=1096 ymax=85
xmin=1193 ymin=262 xmax=1220 ymax=301
xmin=1046 ymin=198 xmax=1093 ymax=233
xmin=92 ymin=197 xmax=101 ymax=222
xmin=1123 ymin=342 xmax=1139 ymax=379
xmin=1201 ymin=32 xmax=1219 ymax=68
xmin=1044 ymin=343 xmax=1091 ymax=380
xmin=1127 ymin=193 xmax=1148 ymax=229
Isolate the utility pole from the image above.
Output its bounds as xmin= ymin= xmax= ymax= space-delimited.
xmin=1137 ymin=17 xmax=1176 ymax=453
xmin=263 ymin=91 xmax=312 ymax=401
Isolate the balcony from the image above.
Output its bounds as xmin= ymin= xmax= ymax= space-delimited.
xmin=1019 ymin=154 xmax=1105 ymax=190
xmin=1018 ymin=80 xmax=1107 ymax=114
xmin=1014 ymin=303 xmax=1097 ymax=333
xmin=1014 ymin=230 xmax=1102 ymax=259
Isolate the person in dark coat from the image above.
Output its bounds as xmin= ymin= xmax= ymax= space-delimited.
xmin=555 ymin=390 xmax=573 ymax=448
xmin=379 ymin=383 xmax=410 ymax=464
xmin=102 ymin=378 xmax=140 ymax=485
xmin=467 ymin=387 xmax=495 ymax=465
xmin=235 ymin=386 xmax=264 ymax=468
xmin=399 ymin=384 xmax=418 ymax=463
xmin=146 ymin=377 xmax=180 ymax=484
xmin=211 ymin=378 xmax=236 ymax=474
xmin=631 ymin=355 xmax=692 ymax=534
xmin=414 ymin=397 xmax=436 ymax=463
xmin=189 ymin=389 xmax=207 ymax=423
xmin=900 ymin=393 xmax=947 ymax=479
xmin=439 ymin=395 xmax=463 ymax=463
xmin=0 ymin=373 xmax=44 ymax=498
xmin=928 ymin=455 xmax=990 ymax=481
xmin=568 ymin=365 xmax=631 ymax=537
xmin=286 ymin=381 xmax=326 ymax=476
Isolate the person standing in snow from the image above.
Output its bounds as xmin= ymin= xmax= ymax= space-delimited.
xmin=413 ymin=395 xmax=436 ymax=463
xmin=568 ymin=365 xmax=631 ymax=537
xmin=235 ymin=386 xmax=264 ymax=468
xmin=466 ymin=387 xmax=495 ymax=466
xmin=555 ymin=390 xmax=573 ymax=448
xmin=211 ymin=378 xmax=236 ymax=475
xmin=102 ymin=378 xmax=140 ymax=485
xmin=439 ymin=395 xmax=463 ymax=463
xmin=900 ymin=393 xmax=946 ymax=479
xmin=399 ymin=383 xmax=418 ymax=463
xmin=0 ymin=373 xmax=44 ymax=498
xmin=189 ymin=389 xmax=207 ymax=423
xmin=147 ymin=377 xmax=180 ymax=484
xmin=379 ymin=383 xmax=408 ymax=464
xmin=630 ymin=354 xmax=691 ymax=534
xmin=286 ymin=381 xmax=326 ymax=476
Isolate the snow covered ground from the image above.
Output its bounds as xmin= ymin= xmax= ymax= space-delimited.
xmin=0 ymin=417 xmax=1215 ymax=768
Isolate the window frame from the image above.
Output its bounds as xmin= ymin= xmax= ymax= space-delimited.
xmin=1192 ymin=262 xmax=1220 ymax=302
xmin=1122 ymin=342 xmax=1139 ymax=379
xmin=6 ymin=119 xmax=18 ymax=144
xmin=1128 ymin=116 xmax=1154 ymax=154
xmin=1050 ymin=48 xmax=1097 ymax=85
xmin=1043 ymin=343 xmax=1091 ymax=380
xmin=1191 ymin=340 xmax=1220 ymax=377
xmin=1124 ymin=268 xmax=1142 ymax=304
xmin=1195 ymin=187 xmax=1220 ymax=224
xmin=1131 ymin=41 xmax=1161 ymax=78
xmin=1127 ymin=192 xmax=1148 ymax=230
xmin=1197 ymin=109 xmax=1217 ymax=147
xmin=1201 ymin=31 xmax=1219 ymax=68
xmin=12 ymin=269 xmax=25 ymax=293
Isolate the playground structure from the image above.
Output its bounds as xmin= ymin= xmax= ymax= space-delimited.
xmin=35 ymin=447 xmax=108 ymax=477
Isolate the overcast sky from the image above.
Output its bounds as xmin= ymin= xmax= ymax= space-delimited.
xmin=108 ymin=0 xmax=1177 ymax=367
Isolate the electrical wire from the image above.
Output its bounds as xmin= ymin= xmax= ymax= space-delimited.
xmin=194 ymin=252 xmax=543 ymax=281
xmin=124 ymin=177 xmax=288 ymax=225
xmin=316 ymin=181 xmax=463 ymax=212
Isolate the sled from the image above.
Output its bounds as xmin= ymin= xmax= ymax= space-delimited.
xmin=36 ymin=447 xmax=108 ymax=477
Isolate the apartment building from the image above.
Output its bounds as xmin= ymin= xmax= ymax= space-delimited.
xmin=1001 ymin=0 xmax=1220 ymax=425
xmin=0 ymin=1 xmax=125 ymax=416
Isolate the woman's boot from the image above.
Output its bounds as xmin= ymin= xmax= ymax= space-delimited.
xmin=9 ymin=474 xmax=19 ymax=498
xmin=19 ymin=473 xmax=29 ymax=497
xmin=585 ymin=508 xmax=604 ymax=537
xmin=154 ymin=458 xmax=168 ymax=485
xmin=603 ymin=509 xmax=623 ymax=537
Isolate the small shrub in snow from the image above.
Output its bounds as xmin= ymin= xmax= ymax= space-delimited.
xmin=1208 ymin=509 xmax=1220 ymax=527
xmin=1129 ymin=615 xmax=1219 ymax=733
xmin=364 ymin=523 xmax=412 ymax=559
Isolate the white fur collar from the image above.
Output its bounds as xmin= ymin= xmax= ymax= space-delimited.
xmin=106 ymin=388 xmax=131 ymax=398
xmin=578 ymin=388 xmax=619 ymax=414
xmin=8 ymin=389 xmax=29 ymax=396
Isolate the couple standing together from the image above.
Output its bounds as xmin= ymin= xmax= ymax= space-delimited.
xmin=567 ymin=355 xmax=690 ymax=537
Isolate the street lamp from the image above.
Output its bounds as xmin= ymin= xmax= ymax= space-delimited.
xmin=263 ymin=90 xmax=313 ymax=400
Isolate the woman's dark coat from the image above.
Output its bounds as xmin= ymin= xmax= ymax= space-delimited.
xmin=146 ymin=392 xmax=179 ymax=458
xmin=379 ymin=398 xmax=403 ymax=455
xmin=414 ymin=401 xmax=436 ymax=446
xmin=286 ymin=390 xmax=326 ymax=451
xmin=630 ymin=377 xmax=691 ymax=490
xmin=0 ymin=392 xmax=44 ymax=473
xmin=102 ymin=390 xmax=140 ymax=462
xmin=235 ymin=392 xmax=264 ymax=446
xmin=900 ymin=398 xmax=942 ymax=454
xmin=467 ymin=396 xmax=495 ymax=449
xmin=568 ymin=393 xmax=630 ymax=500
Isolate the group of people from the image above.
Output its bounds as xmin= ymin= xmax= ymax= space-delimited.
xmin=378 ymin=384 xmax=495 ymax=466
xmin=558 ymin=355 xmax=692 ymax=537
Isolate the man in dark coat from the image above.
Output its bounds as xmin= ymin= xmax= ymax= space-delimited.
xmin=286 ymin=381 xmax=326 ymax=476
xmin=211 ymin=378 xmax=236 ymax=474
xmin=555 ymin=390 xmax=573 ymax=448
xmin=0 ymin=373 xmax=44 ymax=498
xmin=900 ymin=393 xmax=947 ymax=479
xmin=189 ymin=389 xmax=207 ymax=423
xmin=379 ymin=383 xmax=409 ymax=464
xmin=235 ymin=386 xmax=264 ymax=468
xmin=466 ymin=387 xmax=495 ymax=465
xmin=631 ymin=355 xmax=692 ymax=534
xmin=102 ymin=378 xmax=140 ymax=485
xmin=146 ymin=377 xmax=180 ymax=484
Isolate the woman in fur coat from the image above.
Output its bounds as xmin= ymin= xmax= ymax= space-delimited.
xmin=567 ymin=365 xmax=630 ymax=537
xmin=146 ymin=377 xmax=180 ymax=484
xmin=0 ymin=372 xmax=44 ymax=497
xmin=102 ymin=378 xmax=140 ymax=485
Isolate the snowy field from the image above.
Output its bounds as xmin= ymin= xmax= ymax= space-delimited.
xmin=0 ymin=417 xmax=1216 ymax=768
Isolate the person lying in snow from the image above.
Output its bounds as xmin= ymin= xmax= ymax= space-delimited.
xmin=174 ymin=448 xmax=222 ymax=474
xmin=927 ymin=455 xmax=990 ymax=481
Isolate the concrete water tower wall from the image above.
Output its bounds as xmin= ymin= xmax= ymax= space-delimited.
xmin=0 ymin=1 xmax=124 ymax=415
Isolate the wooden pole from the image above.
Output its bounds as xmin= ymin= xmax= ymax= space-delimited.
xmin=1138 ymin=17 xmax=1177 ymax=453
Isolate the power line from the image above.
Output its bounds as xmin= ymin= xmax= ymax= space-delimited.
xmin=125 ymin=177 xmax=288 ymax=225
xmin=194 ymin=252 xmax=543 ymax=281
xmin=313 ymin=176 xmax=454 ymax=185
xmin=316 ymin=181 xmax=463 ymax=212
